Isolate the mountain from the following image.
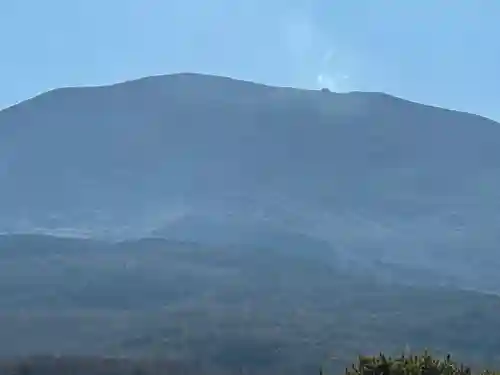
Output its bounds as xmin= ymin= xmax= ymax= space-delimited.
xmin=1 ymin=73 xmax=500 ymax=290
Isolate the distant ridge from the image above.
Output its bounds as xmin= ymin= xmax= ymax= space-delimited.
xmin=2 ymin=73 xmax=495 ymax=125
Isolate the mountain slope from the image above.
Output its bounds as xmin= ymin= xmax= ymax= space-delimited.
xmin=1 ymin=73 xmax=500 ymax=290
xmin=1 ymin=234 xmax=500 ymax=374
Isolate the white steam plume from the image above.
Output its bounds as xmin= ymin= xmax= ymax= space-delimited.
xmin=279 ymin=7 xmax=352 ymax=92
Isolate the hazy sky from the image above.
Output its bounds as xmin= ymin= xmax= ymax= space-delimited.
xmin=1 ymin=0 xmax=499 ymax=120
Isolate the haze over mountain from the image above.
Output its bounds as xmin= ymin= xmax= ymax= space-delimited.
xmin=1 ymin=73 xmax=500 ymax=291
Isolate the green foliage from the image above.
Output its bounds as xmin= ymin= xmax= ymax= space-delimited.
xmin=343 ymin=351 xmax=500 ymax=375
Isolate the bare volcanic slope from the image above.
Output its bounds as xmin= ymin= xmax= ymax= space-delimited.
xmin=1 ymin=73 xmax=500 ymax=290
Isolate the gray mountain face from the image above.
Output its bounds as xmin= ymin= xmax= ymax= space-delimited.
xmin=1 ymin=73 xmax=499 ymax=290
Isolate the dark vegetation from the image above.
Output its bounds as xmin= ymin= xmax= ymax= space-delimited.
xmin=1 ymin=235 xmax=500 ymax=374
xmin=0 ymin=356 xmax=196 ymax=375
xmin=345 ymin=352 xmax=500 ymax=375
xmin=1 ymin=351 xmax=499 ymax=375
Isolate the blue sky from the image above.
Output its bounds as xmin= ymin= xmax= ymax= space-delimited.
xmin=1 ymin=0 xmax=499 ymax=120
